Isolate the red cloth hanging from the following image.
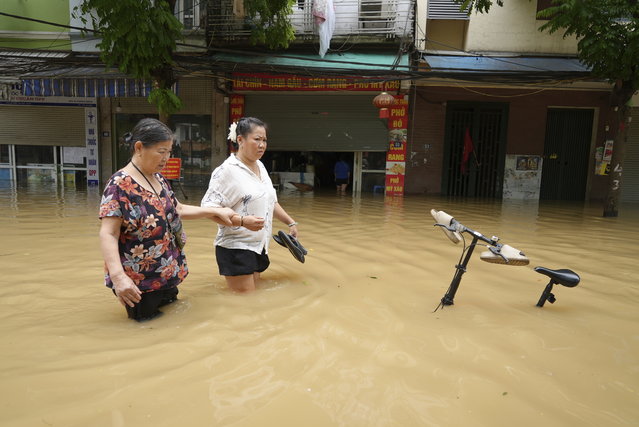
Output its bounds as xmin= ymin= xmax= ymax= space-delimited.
xmin=461 ymin=127 xmax=474 ymax=174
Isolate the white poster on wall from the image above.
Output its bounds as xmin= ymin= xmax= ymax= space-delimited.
xmin=503 ymin=154 xmax=543 ymax=200
xmin=62 ymin=147 xmax=86 ymax=165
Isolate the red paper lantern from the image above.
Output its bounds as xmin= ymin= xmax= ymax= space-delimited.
xmin=372 ymin=91 xmax=395 ymax=119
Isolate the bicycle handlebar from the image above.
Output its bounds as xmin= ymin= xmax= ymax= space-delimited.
xmin=431 ymin=209 xmax=529 ymax=266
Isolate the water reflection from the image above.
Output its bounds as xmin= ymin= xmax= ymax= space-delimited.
xmin=1 ymin=184 xmax=638 ymax=426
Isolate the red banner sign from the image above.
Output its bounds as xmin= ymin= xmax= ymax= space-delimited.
xmin=229 ymin=94 xmax=245 ymax=153
xmin=161 ymin=158 xmax=182 ymax=180
xmin=230 ymin=94 xmax=244 ymax=123
xmin=385 ymin=95 xmax=408 ymax=196
xmin=388 ymin=97 xmax=409 ymax=130
xmin=232 ymin=73 xmax=400 ymax=92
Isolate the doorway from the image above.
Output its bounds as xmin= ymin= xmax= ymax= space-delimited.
xmin=540 ymin=108 xmax=594 ymax=200
xmin=261 ymin=150 xmax=386 ymax=194
xmin=442 ymin=102 xmax=508 ymax=198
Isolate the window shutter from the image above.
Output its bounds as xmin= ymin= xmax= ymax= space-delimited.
xmin=427 ymin=0 xmax=470 ymax=20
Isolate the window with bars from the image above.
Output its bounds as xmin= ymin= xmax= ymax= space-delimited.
xmin=175 ymin=0 xmax=201 ymax=30
xmin=360 ymin=0 xmax=388 ymax=29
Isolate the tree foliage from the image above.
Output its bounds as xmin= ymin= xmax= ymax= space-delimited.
xmin=74 ymin=0 xmax=184 ymax=117
xmin=455 ymin=0 xmax=504 ymax=15
xmin=537 ymin=0 xmax=639 ymax=101
xmin=244 ymin=0 xmax=296 ymax=49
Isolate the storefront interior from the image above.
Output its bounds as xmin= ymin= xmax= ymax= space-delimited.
xmin=0 ymin=144 xmax=88 ymax=187
xmin=261 ymin=150 xmax=386 ymax=193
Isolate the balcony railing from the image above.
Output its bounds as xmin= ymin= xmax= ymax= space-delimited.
xmin=207 ymin=0 xmax=414 ymax=43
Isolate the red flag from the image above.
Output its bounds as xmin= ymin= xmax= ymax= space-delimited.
xmin=461 ymin=127 xmax=474 ymax=174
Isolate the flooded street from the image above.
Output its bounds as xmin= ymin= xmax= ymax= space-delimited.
xmin=1 ymin=184 xmax=638 ymax=427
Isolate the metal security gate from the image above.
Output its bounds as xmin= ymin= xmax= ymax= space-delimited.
xmin=621 ymin=108 xmax=639 ymax=202
xmin=540 ymin=108 xmax=593 ymax=200
xmin=243 ymin=94 xmax=388 ymax=152
xmin=442 ymin=103 xmax=508 ymax=197
xmin=0 ymin=105 xmax=85 ymax=146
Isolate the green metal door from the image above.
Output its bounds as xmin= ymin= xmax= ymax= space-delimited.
xmin=442 ymin=103 xmax=508 ymax=197
xmin=540 ymin=108 xmax=593 ymax=200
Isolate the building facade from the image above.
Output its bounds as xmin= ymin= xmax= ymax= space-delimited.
xmin=411 ymin=0 xmax=623 ymax=201
xmin=2 ymin=0 xmax=637 ymax=201
xmin=205 ymin=0 xmax=415 ymax=194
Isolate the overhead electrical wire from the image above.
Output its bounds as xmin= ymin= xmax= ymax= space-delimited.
xmin=0 ymin=8 xmax=596 ymax=88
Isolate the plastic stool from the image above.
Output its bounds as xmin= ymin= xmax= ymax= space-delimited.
xmin=373 ymin=185 xmax=385 ymax=194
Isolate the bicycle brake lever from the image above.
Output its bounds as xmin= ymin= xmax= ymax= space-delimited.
xmin=431 ymin=209 xmax=463 ymax=244
xmin=488 ymin=245 xmax=509 ymax=263
xmin=480 ymin=244 xmax=530 ymax=266
xmin=434 ymin=223 xmax=456 ymax=232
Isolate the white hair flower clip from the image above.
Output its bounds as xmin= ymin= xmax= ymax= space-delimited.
xmin=227 ymin=122 xmax=238 ymax=143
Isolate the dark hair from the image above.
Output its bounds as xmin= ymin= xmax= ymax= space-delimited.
xmin=124 ymin=118 xmax=174 ymax=153
xmin=233 ymin=117 xmax=266 ymax=149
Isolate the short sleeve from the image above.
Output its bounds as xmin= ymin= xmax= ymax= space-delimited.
xmin=99 ymin=178 xmax=125 ymax=219
xmin=202 ymin=166 xmax=234 ymax=208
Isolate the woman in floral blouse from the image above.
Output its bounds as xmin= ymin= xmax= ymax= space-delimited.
xmin=99 ymin=118 xmax=235 ymax=321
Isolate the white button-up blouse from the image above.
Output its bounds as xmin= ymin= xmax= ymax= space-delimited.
xmin=201 ymin=154 xmax=277 ymax=254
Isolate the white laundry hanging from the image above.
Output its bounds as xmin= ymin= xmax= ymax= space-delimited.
xmin=312 ymin=0 xmax=335 ymax=57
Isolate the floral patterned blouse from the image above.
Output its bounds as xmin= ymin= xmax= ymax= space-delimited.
xmin=99 ymin=170 xmax=187 ymax=293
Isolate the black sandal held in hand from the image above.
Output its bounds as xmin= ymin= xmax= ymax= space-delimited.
xmin=273 ymin=230 xmax=307 ymax=263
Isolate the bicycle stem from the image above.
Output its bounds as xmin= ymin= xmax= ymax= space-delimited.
xmin=440 ymin=222 xmax=500 ymax=306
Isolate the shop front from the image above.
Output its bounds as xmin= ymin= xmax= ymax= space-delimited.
xmin=112 ymin=79 xmax=220 ymax=188
xmin=230 ymin=73 xmax=408 ymax=194
xmin=0 ymin=84 xmax=98 ymax=187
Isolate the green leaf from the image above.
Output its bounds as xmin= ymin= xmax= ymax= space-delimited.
xmin=76 ymin=0 xmax=184 ymax=115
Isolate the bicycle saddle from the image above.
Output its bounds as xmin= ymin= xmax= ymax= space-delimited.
xmin=534 ymin=267 xmax=580 ymax=287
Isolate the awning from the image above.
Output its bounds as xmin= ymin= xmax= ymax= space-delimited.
xmin=422 ymin=54 xmax=589 ymax=73
xmin=21 ymin=67 xmax=154 ymax=97
xmin=419 ymin=54 xmax=591 ymax=82
xmin=208 ymin=51 xmax=411 ymax=74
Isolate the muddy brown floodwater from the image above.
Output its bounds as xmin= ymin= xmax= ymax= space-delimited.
xmin=1 ymin=183 xmax=638 ymax=427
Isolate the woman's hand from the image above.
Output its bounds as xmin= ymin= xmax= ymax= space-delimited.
xmin=210 ymin=207 xmax=235 ymax=226
xmin=111 ymin=273 xmax=142 ymax=308
xmin=273 ymin=202 xmax=299 ymax=237
xmin=242 ymin=215 xmax=265 ymax=231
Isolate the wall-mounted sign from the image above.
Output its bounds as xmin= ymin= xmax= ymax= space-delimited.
xmin=384 ymin=96 xmax=409 ymax=196
xmin=85 ymin=107 xmax=99 ymax=186
xmin=232 ymin=73 xmax=400 ymax=92
xmin=516 ymin=156 xmax=540 ymax=171
xmin=161 ymin=158 xmax=182 ymax=180
xmin=595 ymin=140 xmax=614 ymax=175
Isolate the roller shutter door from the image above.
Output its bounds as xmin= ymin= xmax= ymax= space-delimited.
xmin=621 ymin=108 xmax=639 ymax=202
xmin=244 ymin=94 xmax=388 ymax=152
xmin=0 ymin=106 xmax=86 ymax=147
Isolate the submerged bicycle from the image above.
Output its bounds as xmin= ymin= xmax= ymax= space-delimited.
xmin=430 ymin=209 xmax=580 ymax=311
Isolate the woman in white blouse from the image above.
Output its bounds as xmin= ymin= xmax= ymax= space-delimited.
xmin=201 ymin=117 xmax=299 ymax=292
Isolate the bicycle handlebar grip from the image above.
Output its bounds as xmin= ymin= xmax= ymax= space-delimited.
xmin=430 ymin=209 xmax=462 ymax=244
xmin=480 ymin=244 xmax=530 ymax=266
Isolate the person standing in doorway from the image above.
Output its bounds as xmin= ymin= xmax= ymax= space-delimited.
xmin=334 ymin=155 xmax=350 ymax=195
xmin=99 ymin=118 xmax=236 ymax=321
xmin=201 ymin=117 xmax=300 ymax=293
